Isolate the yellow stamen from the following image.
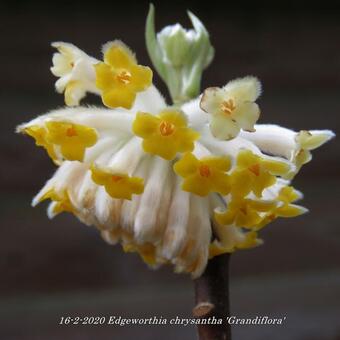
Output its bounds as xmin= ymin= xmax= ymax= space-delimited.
xmin=248 ymin=163 xmax=260 ymax=176
xmin=66 ymin=126 xmax=77 ymax=137
xmin=111 ymin=175 xmax=123 ymax=182
xmin=199 ymin=164 xmax=211 ymax=178
xmin=159 ymin=121 xmax=175 ymax=136
xmin=116 ymin=70 xmax=132 ymax=84
xmin=220 ymin=99 xmax=236 ymax=115
xmin=239 ymin=207 xmax=247 ymax=215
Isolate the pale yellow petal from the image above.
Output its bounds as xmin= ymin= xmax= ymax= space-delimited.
xmin=225 ymin=76 xmax=262 ymax=102
xmin=234 ymin=102 xmax=260 ymax=132
xmin=200 ymin=87 xmax=224 ymax=115
xmin=276 ymin=204 xmax=308 ymax=217
xmin=210 ymin=114 xmax=240 ymax=140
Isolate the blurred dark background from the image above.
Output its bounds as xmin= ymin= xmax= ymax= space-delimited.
xmin=1 ymin=1 xmax=339 ymax=339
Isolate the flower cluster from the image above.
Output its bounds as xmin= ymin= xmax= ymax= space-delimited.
xmin=17 ymin=7 xmax=334 ymax=278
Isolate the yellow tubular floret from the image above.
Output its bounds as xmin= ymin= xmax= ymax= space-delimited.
xmin=64 ymin=80 xmax=83 ymax=106
xmin=95 ymin=41 xmax=153 ymax=109
xmin=51 ymin=42 xmax=99 ymax=106
xmin=209 ymin=230 xmax=262 ymax=258
xmin=215 ymin=198 xmax=277 ymax=229
xmin=230 ymin=150 xmax=290 ymax=198
xmin=254 ymin=186 xmax=307 ymax=230
xmin=132 ymin=109 xmax=200 ymax=160
xmin=274 ymin=186 xmax=307 ymax=218
xmin=296 ymin=130 xmax=331 ymax=150
xmin=209 ymin=242 xmax=228 ymax=258
xmin=45 ymin=121 xmax=98 ymax=161
xmin=285 ymin=130 xmax=334 ymax=180
xmin=174 ymin=152 xmax=231 ymax=196
xmin=90 ymin=164 xmax=144 ymax=200
xmin=39 ymin=188 xmax=76 ymax=216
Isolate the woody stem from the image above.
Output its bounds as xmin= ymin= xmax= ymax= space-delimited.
xmin=193 ymin=253 xmax=231 ymax=340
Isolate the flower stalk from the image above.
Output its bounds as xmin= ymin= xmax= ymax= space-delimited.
xmin=193 ymin=253 xmax=231 ymax=340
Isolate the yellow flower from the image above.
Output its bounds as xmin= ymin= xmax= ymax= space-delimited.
xmin=200 ymin=77 xmax=261 ymax=140
xmin=274 ymin=186 xmax=307 ymax=218
xmin=230 ymin=149 xmax=290 ymax=198
xmin=255 ymin=186 xmax=307 ymax=230
xmin=236 ymin=231 xmax=261 ymax=249
xmin=51 ymin=42 xmax=98 ymax=106
xmin=215 ymin=198 xmax=277 ymax=228
xmin=209 ymin=241 xmax=228 ymax=258
xmin=286 ymin=130 xmax=335 ymax=179
xmin=296 ymin=130 xmax=332 ymax=151
xmin=95 ymin=41 xmax=153 ymax=109
xmin=174 ymin=152 xmax=231 ymax=196
xmin=277 ymin=186 xmax=300 ymax=204
xmin=132 ymin=109 xmax=199 ymax=160
xmin=39 ymin=188 xmax=76 ymax=216
xmin=23 ymin=125 xmax=58 ymax=162
xmin=91 ymin=164 xmax=144 ymax=200
xmin=45 ymin=121 xmax=98 ymax=161
xmin=209 ymin=231 xmax=261 ymax=258
xmin=123 ymin=243 xmax=157 ymax=266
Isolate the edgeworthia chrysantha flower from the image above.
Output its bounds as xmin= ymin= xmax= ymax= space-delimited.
xmin=51 ymin=42 xmax=100 ymax=106
xmin=200 ymin=77 xmax=261 ymax=140
xmin=17 ymin=5 xmax=335 ymax=278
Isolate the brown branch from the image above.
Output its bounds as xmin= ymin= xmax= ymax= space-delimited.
xmin=193 ymin=253 xmax=231 ymax=340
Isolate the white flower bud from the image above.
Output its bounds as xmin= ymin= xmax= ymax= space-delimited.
xmin=157 ymin=24 xmax=197 ymax=67
xmin=146 ymin=5 xmax=214 ymax=104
